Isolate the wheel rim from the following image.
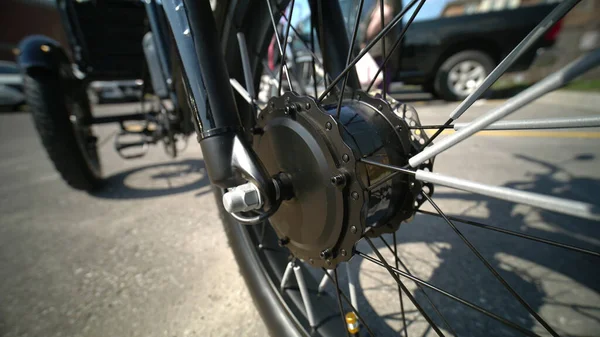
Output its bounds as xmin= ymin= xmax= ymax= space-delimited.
xmin=228 ymin=0 xmax=600 ymax=336
xmin=447 ymin=60 xmax=486 ymax=98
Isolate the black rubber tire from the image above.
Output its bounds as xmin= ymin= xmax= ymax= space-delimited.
xmin=24 ymin=69 xmax=103 ymax=191
xmin=433 ymin=50 xmax=494 ymax=101
xmin=213 ymin=187 xmax=305 ymax=337
xmin=208 ymin=1 xmax=346 ymax=336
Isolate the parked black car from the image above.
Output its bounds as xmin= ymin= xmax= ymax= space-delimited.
xmin=398 ymin=3 xmax=561 ymax=101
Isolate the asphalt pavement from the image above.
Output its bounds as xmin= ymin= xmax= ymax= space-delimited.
xmin=1 ymin=90 xmax=599 ymax=337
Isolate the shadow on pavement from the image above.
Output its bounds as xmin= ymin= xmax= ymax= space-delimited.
xmin=346 ymin=153 xmax=600 ymax=337
xmin=92 ymin=158 xmax=210 ymax=199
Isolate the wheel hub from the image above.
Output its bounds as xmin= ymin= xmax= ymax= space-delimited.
xmin=254 ymin=91 xmax=433 ymax=268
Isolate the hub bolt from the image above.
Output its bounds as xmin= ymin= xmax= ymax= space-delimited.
xmin=320 ymin=249 xmax=331 ymax=260
xmin=325 ymin=122 xmax=332 ymax=130
xmin=305 ymin=102 xmax=311 ymax=109
xmin=351 ymin=191 xmax=359 ymax=200
xmin=342 ymin=154 xmax=350 ymax=162
xmin=330 ymin=173 xmax=346 ymax=186
xmin=341 ymin=249 xmax=347 ymax=257
xmin=351 ymin=226 xmax=357 ymax=234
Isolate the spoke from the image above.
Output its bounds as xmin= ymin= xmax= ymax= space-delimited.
xmin=356 ymin=251 xmax=541 ymax=337
xmin=310 ymin=15 xmax=318 ymax=97
xmin=409 ymin=125 xmax=449 ymax=130
xmin=415 ymin=168 xmax=600 ymax=221
xmin=345 ymin=263 xmax=359 ymax=312
xmin=366 ymin=0 xmax=426 ymax=93
xmin=417 ymin=210 xmax=600 ymax=258
xmin=318 ymin=0 xmax=420 ymax=101
xmin=279 ymin=11 xmax=334 ymax=86
xmin=453 ymin=115 xmax=600 ymax=130
xmin=382 ymin=236 xmax=457 ymax=337
xmin=422 ymin=118 xmax=453 ymax=147
xmin=258 ymin=222 xmax=266 ymax=248
xmin=367 ymin=171 xmax=401 ymax=192
xmin=393 ymin=233 xmax=409 ymax=337
xmin=324 ymin=268 xmax=376 ymax=337
xmin=333 ymin=268 xmax=352 ymax=337
xmin=422 ymin=193 xmax=560 ymax=337
xmin=265 ymin=0 xmax=294 ymax=92
xmin=316 ymin=0 xmax=328 ymax=86
xmin=236 ymin=33 xmax=256 ymax=105
xmin=360 ymin=158 xmax=415 ymax=176
xmin=278 ymin=0 xmax=296 ymax=95
xmin=448 ymin=0 xmax=580 ymax=121
xmin=410 ymin=49 xmax=600 ymax=167
xmin=335 ymin=0 xmax=365 ymax=119
xmin=364 ymin=236 xmax=446 ymax=337
xmin=380 ymin=0 xmax=387 ymax=99
xmin=293 ymin=262 xmax=317 ymax=328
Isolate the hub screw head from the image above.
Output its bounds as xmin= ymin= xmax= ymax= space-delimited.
xmin=350 ymin=226 xmax=357 ymax=234
xmin=330 ymin=174 xmax=346 ymax=186
xmin=278 ymin=237 xmax=290 ymax=246
xmin=326 ymin=259 xmax=332 ymax=266
xmin=325 ymin=122 xmax=332 ymax=130
xmin=378 ymin=104 xmax=383 ymax=110
xmin=351 ymin=191 xmax=359 ymax=200
xmin=342 ymin=154 xmax=350 ymax=162
xmin=341 ymin=249 xmax=347 ymax=257
xmin=320 ymin=249 xmax=331 ymax=260
xmin=305 ymin=102 xmax=311 ymax=109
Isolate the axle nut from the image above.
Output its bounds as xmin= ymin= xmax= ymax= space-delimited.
xmin=222 ymin=182 xmax=263 ymax=213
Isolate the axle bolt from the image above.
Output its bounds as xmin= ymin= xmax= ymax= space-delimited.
xmin=325 ymin=122 xmax=332 ymax=130
xmin=350 ymin=226 xmax=358 ymax=234
xmin=351 ymin=191 xmax=359 ymax=200
xmin=330 ymin=174 xmax=346 ymax=186
xmin=320 ymin=249 xmax=331 ymax=260
xmin=342 ymin=154 xmax=350 ymax=162
xmin=278 ymin=237 xmax=290 ymax=246
xmin=341 ymin=249 xmax=347 ymax=257
xmin=305 ymin=102 xmax=311 ymax=109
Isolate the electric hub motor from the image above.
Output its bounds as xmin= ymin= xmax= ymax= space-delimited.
xmin=253 ymin=90 xmax=434 ymax=268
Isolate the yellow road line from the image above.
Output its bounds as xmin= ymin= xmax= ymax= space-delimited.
xmin=425 ymin=130 xmax=600 ymax=139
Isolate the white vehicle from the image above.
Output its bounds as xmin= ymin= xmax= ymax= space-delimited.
xmin=0 ymin=61 xmax=24 ymax=109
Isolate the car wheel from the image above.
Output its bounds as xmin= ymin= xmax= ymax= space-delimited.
xmin=434 ymin=50 xmax=494 ymax=101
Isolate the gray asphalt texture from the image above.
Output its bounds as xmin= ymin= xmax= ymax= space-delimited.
xmin=1 ymin=91 xmax=599 ymax=337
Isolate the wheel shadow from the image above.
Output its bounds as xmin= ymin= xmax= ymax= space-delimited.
xmin=92 ymin=158 xmax=210 ymax=199
xmin=345 ymin=153 xmax=600 ymax=337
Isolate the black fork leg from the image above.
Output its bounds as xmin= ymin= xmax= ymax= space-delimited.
xmin=162 ymin=0 xmax=247 ymax=185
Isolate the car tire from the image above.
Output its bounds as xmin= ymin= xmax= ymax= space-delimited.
xmin=24 ymin=69 xmax=103 ymax=191
xmin=434 ymin=50 xmax=494 ymax=101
